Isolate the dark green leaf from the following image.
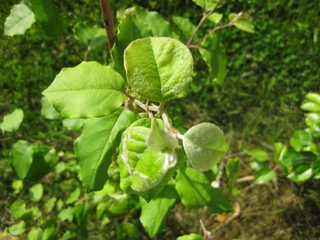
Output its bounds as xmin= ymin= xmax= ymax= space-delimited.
xmin=116 ymin=222 xmax=140 ymax=240
xmin=74 ymin=202 xmax=93 ymax=226
xmin=30 ymin=0 xmax=62 ymax=37
xmin=226 ymin=158 xmax=240 ymax=182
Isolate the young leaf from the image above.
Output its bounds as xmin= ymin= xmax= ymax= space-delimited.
xmin=139 ymin=183 xmax=178 ymax=238
xmin=183 ymin=123 xmax=228 ymax=172
xmin=74 ymin=108 xmax=136 ymax=192
xmin=118 ymin=118 xmax=182 ymax=202
xmin=11 ymin=140 xmax=33 ymax=179
xmin=199 ymin=33 xmax=227 ymax=84
xmin=30 ymin=0 xmax=62 ymax=38
xmin=4 ymin=1 xmax=35 ymax=36
xmin=208 ymin=12 xmax=223 ymax=25
xmin=177 ymin=233 xmax=204 ymax=240
xmin=289 ymin=130 xmax=313 ymax=151
xmin=175 ymin=167 xmax=233 ymax=213
xmin=73 ymin=22 xmax=108 ymax=50
xmin=301 ymin=93 xmax=320 ymax=112
xmin=43 ymin=61 xmax=126 ymax=118
xmin=0 ymin=108 xmax=24 ymax=132
xmin=146 ymin=118 xmax=179 ymax=153
xmin=228 ymin=13 xmax=255 ymax=33
xmin=124 ymin=37 xmax=193 ymax=102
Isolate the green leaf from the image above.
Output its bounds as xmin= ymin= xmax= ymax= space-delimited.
xmin=25 ymin=144 xmax=58 ymax=182
xmin=43 ymin=227 xmax=57 ymax=240
xmin=175 ymin=167 xmax=233 ymax=213
xmin=11 ymin=140 xmax=33 ymax=179
xmin=44 ymin=197 xmax=56 ymax=213
xmin=146 ymin=118 xmax=179 ymax=153
xmin=287 ymin=165 xmax=313 ymax=182
xmin=139 ymin=183 xmax=178 ymax=238
xmin=124 ymin=37 xmax=193 ymax=102
xmin=254 ymin=168 xmax=275 ymax=184
xmin=273 ymin=142 xmax=287 ymax=162
xmin=226 ymin=158 xmax=240 ymax=182
xmin=66 ymin=188 xmax=81 ymax=204
xmin=4 ymin=1 xmax=35 ymax=36
xmin=12 ymin=179 xmax=24 ymax=194
xmin=28 ymin=183 xmax=44 ymax=202
xmin=100 ymin=194 xmax=136 ymax=218
xmin=62 ymin=118 xmax=84 ymax=131
xmin=0 ymin=109 xmax=24 ymax=132
xmin=290 ymin=130 xmax=313 ymax=151
xmin=177 ymin=233 xmax=204 ymax=240
xmin=9 ymin=221 xmax=26 ymax=235
xmin=118 ymin=118 xmax=181 ymax=202
xmin=305 ymin=93 xmax=320 ymax=106
xmin=246 ymin=149 xmax=268 ymax=162
xmin=228 ymin=13 xmax=255 ymax=33
xmin=192 ymin=0 xmax=217 ymax=12
xmin=132 ymin=7 xmax=172 ymax=37
xmin=172 ymin=16 xmax=196 ymax=38
xmin=199 ymin=33 xmax=227 ymax=84
xmin=73 ymin=22 xmax=108 ymax=50
xmin=112 ymin=14 xmax=152 ymax=79
xmin=75 ymin=108 xmax=136 ymax=192
xmin=30 ymin=0 xmax=62 ymax=38
xmin=41 ymin=97 xmax=60 ymax=120
xmin=11 ymin=200 xmax=27 ymax=219
xmin=74 ymin=202 xmax=93 ymax=226
xmin=183 ymin=123 xmax=228 ymax=172
xmin=116 ymin=222 xmax=140 ymax=240
xmin=208 ymin=12 xmax=223 ymax=25
xmin=58 ymin=207 xmax=74 ymax=222
xmin=43 ymin=61 xmax=126 ymax=118
xmin=27 ymin=227 xmax=43 ymax=240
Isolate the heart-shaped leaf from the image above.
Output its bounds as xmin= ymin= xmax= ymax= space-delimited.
xmin=124 ymin=37 xmax=193 ymax=102
xmin=183 ymin=123 xmax=228 ymax=171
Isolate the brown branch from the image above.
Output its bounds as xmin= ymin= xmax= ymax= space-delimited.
xmin=100 ymin=0 xmax=115 ymax=50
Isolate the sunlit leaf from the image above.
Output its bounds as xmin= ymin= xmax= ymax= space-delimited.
xmin=192 ymin=0 xmax=217 ymax=12
xmin=228 ymin=13 xmax=255 ymax=33
xmin=11 ymin=140 xmax=33 ymax=179
xmin=0 ymin=108 xmax=24 ymax=132
xmin=124 ymin=37 xmax=193 ymax=102
xmin=43 ymin=61 xmax=126 ymax=118
xmin=28 ymin=183 xmax=44 ymax=202
xmin=254 ymin=168 xmax=275 ymax=184
xmin=289 ymin=130 xmax=313 ymax=151
xmin=287 ymin=165 xmax=313 ymax=182
xmin=4 ymin=1 xmax=35 ymax=36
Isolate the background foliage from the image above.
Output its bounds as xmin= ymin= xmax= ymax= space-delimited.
xmin=1 ymin=0 xmax=320 ymax=239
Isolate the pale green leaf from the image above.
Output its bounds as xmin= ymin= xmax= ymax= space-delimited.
xmin=4 ymin=1 xmax=35 ymax=36
xmin=199 ymin=33 xmax=227 ymax=84
xmin=228 ymin=13 xmax=255 ymax=33
xmin=62 ymin=118 xmax=84 ymax=131
xmin=287 ymin=165 xmax=313 ymax=182
xmin=124 ymin=37 xmax=193 ymax=102
xmin=73 ymin=22 xmax=108 ymax=50
xmin=208 ymin=12 xmax=223 ymax=25
xmin=290 ymin=130 xmax=313 ymax=151
xmin=183 ymin=123 xmax=228 ymax=172
xmin=58 ymin=207 xmax=74 ymax=222
xmin=30 ymin=0 xmax=62 ymax=37
xmin=41 ymin=97 xmax=60 ymax=120
xmin=11 ymin=200 xmax=27 ymax=219
xmin=139 ymin=183 xmax=178 ymax=238
xmin=43 ymin=61 xmax=126 ymax=118
xmin=27 ymin=227 xmax=43 ymax=240
xmin=11 ymin=140 xmax=33 ymax=179
xmin=177 ymin=233 xmax=204 ymax=240
xmin=146 ymin=118 xmax=179 ymax=153
xmin=28 ymin=183 xmax=44 ymax=202
xmin=254 ymin=168 xmax=275 ymax=184
xmin=75 ymin=108 xmax=136 ymax=192
xmin=118 ymin=118 xmax=182 ymax=202
xmin=0 ymin=109 xmax=24 ymax=132
xmin=9 ymin=221 xmax=26 ymax=235
xmin=246 ymin=149 xmax=268 ymax=162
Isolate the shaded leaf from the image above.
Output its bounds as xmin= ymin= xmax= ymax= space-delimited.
xmin=11 ymin=140 xmax=33 ymax=179
xmin=172 ymin=16 xmax=196 ymax=38
xmin=116 ymin=222 xmax=140 ymax=240
xmin=41 ymin=97 xmax=60 ymax=120
xmin=75 ymin=108 xmax=136 ymax=191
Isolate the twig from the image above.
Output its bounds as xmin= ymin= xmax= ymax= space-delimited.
xmin=124 ymin=93 xmax=159 ymax=112
xmin=100 ymin=0 xmax=115 ymax=50
xmin=211 ymin=11 xmax=243 ymax=33
xmin=186 ymin=1 xmax=223 ymax=47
